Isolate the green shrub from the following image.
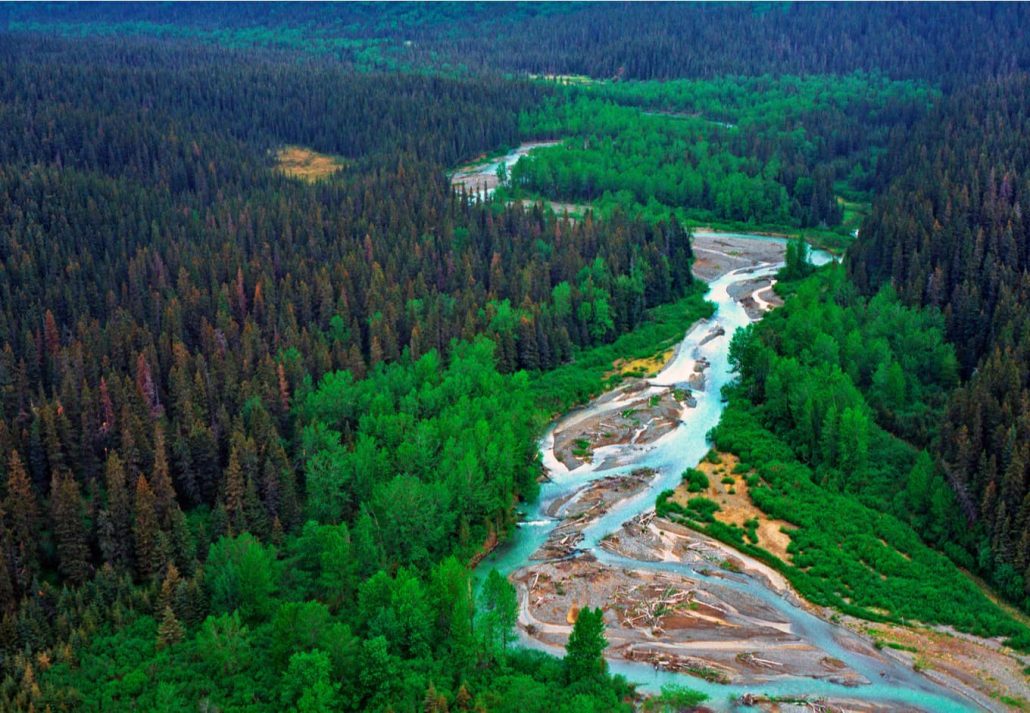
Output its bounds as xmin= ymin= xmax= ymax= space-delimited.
xmin=683 ymin=468 xmax=709 ymax=493
xmin=685 ymin=497 xmax=720 ymax=522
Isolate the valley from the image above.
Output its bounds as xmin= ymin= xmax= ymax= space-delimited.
xmin=0 ymin=5 xmax=1028 ymax=713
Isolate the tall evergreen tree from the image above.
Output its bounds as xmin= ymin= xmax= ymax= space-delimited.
xmin=133 ymin=475 xmax=164 ymax=581
xmin=564 ymin=607 xmax=608 ymax=682
xmin=49 ymin=471 xmax=90 ymax=585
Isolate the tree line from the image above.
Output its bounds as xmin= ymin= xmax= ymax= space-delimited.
xmin=6 ymin=4 xmax=1030 ymax=88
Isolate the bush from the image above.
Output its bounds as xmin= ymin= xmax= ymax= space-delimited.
xmin=685 ymin=497 xmax=720 ymax=522
xmin=683 ymin=468 xmax=709 ymax=493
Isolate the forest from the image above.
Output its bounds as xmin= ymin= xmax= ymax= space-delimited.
xmin=0 ymin=35 xmax=696 ymax=710
xmin=0 ymin=3 xmax=1028 ymax=711
xmin=5 ymin=3 xmax=1030 ymax=86
xmin=706 ymin=266 xmax=1027 ymax=645
xmin=503 ymin=73 xmax=932 ymax=241
xmin=849 ymin=74 xmax=1030 ymax=608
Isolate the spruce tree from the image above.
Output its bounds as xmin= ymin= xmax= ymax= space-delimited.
xmin=3 ymin=451 xmax=39 ymax=581
xmin=133 ymin=475 xmax=164 ymax=581
xmin=150 ymin=423 xmax=177 ymax=527
xmin=50 ymin=471 xmax=90 ymax=585
xmin=564 ymin=607 xmax=608 ymax=682
xmin=156 ymin=605 xmax=184 ymax=649
xmin=223 ymin=444 xmax=246 ymax=535
xmin=101 ymin=452 xmax=133 ymax=569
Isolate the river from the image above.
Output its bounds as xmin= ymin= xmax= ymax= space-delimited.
xmin=450 ymin=141 xmax=561 ymax=198
xmin=475 ymin=238 xmax=979 ymax=712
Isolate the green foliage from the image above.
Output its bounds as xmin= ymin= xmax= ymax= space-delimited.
xmin=532 ymin=285 xmax=713 ymax=413
xmin=480 ymin=569 xmax=519 ymax=656
xmin=639 ymin=684 xmax=708 ymax=712
xmin=206 ymin=533 xmax=279 ymax=623
xmin=685 ymin=497 xmax=721 ymax=522
xmin=509 ymin=74 xmax=934 ymax=238
xmin=12 ymin=8 xmax=1026 ymax=708
xmin=655 ymin=491 xmax=720 ymax=525
xmin=281 ymin=650 xmax=340 ymax=713
xmin=564 ymin=607 xmax=608 ymax=683
xmin=37 ymin=337 xmax=638 ymax=710
xmin=780 ymin=237 xmax=815 ymax=281
xmin=682 ymin=468 xmax=709 ymax=493
xmin=299 ymin=340 xmax=540 ymax=568
xmin=850 ymin=75 xmax=1030 ymax=610
xmin=705 ymin=267 xmax=1030 ymax=647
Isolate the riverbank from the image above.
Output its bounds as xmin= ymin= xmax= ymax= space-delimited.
xmin=516 ymin=440 xmax=1011 ymax=711
xmin=450 ymin=140 xmax=561 ymax=195
xmin=666 ymin=452 xmax=1029 ymax=710
xmin=492 ymin=235 xmax=1001 ymax=713
xmin=529 ymin=232 xmax=790 ymax=419
xmin=529 ymin=285 xmax=713 ymax=417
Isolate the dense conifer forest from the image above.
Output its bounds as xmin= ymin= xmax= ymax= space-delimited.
xmin=849 ymin=75 xmax=1030 ymax=606
xmin=4 ymin=3 xmax=1030 ymax=84
xmin=0 ymin=3 xmax=1028 ymax=711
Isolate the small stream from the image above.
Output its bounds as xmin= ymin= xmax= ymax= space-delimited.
xmin=475 ymin=238 xmax=979 ymax=712
xmin=450 ymin=141 xmax=560 ymax=198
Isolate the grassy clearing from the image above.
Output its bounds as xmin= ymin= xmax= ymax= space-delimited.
xmin=669 ymin=452 xmax=796 ymax=562
xmin=837 ymin=196 xmax=870 ymax=235
xmin=275 ymin=146 xmax=344 ymax=182
xmin=605 ymin=347 xmax=674 ymax=380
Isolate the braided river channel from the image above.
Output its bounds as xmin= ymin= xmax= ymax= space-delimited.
xmin=476 ymin=233 xmax=979 ymax=712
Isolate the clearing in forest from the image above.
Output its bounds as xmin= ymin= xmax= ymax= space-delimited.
xmin=671 ymin=452 xmax=796 ymax=562
xmin=605 ymin=347 xmax=675 ymax=380
xmin=275 ymin=145 xmax=344 ymax=182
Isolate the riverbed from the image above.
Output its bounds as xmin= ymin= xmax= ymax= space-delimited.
xmin=475 ymin=234 xmax=989 ymax=712
xmin=450 ymin=140 xmax=560 ymax=197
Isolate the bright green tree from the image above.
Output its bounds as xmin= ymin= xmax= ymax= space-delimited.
xmin=281 ymin=649 xmax=339 ymax=713
xmin=564 ymin=607 xmax=608 ymax=682
xmin=206 ymin=532 xmax=278 ymax=622
xmin=480 ymin=569 xmax=518 ymax=656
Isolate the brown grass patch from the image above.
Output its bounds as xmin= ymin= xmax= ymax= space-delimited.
xmin=606 ymin=348 xmax=675 ymax=380
xmin=672 ymin=453 xmax=796 ymax=563
xmin=275 ymin=146 xmax=343 ymax=182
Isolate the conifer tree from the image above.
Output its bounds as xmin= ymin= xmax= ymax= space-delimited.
xmin=100 ymin=452 xmax=133 ymax=569
xmin=3 ymin=451 xmax=39 ymax=581
xmin=564 ymin=607 xmax=608 ymax=682
xmin=133 ymin=475 xmax=164 ymax=581
xmin=223 ymin=444 xmax=246 ymax=535
xmin=158 ymin=562 xmax=182 ymax=616
xmin=49 ymin=471 xmax=90 ymax=585
xmin=150 ymin=423 xmax=177 ymax=527
xmin=156 ymin=605 xmax=184 ymax=649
